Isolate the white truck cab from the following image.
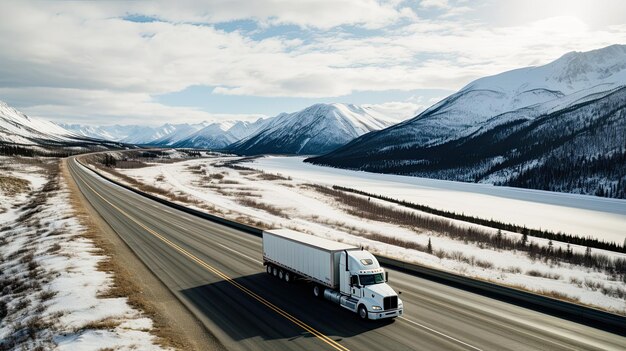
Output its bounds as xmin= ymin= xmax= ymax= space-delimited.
xmin=331 ymin=249 xmax=403 ymax=320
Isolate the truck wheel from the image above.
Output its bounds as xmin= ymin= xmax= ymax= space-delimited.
xmin=313 ymin=285 xmax=324 ymax=298
xmin=266 ymin=265 xmax=272 ymax=274
xmin=272 ymin=267 xmax=278 ymax=277
xmin=278 ymin=270 xmax=284 ymax=280
xmin=358 ymin=305 xmax=368 ymax=320
xmin=284 ymin=271 xmax=292 ymax=283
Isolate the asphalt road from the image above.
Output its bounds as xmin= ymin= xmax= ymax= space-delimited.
xmin=68 ymin=158 xmax=626 ymax=351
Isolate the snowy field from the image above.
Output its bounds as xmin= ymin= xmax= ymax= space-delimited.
xmin=108 ymin=155 xmax=626 ymax=315
xmin=0 ymin=157 xmax=168 ymax=350
xmin=252 ymin=156 xmax=626 ymax=245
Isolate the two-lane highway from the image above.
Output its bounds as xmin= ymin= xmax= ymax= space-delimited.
xmin=68 ymin=158 xmax=626 ymax=350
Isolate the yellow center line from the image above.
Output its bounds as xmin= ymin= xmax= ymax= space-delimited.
xmin=70 ymin=160 xmax=350 ymax=351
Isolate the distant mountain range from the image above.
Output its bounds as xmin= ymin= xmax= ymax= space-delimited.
xmin=61 ymin=103 xmax=404 ymax=153
xmin=308 ymin=44 xmax=626 ymax=198
xmin=227 ymin=103 xmax=401 ymax=155
xmin=61 ymin=122 xmax=210 ymax=145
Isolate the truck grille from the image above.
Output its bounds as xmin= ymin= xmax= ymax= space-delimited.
xmin=383 ymin=296 xmax=398 ymax=310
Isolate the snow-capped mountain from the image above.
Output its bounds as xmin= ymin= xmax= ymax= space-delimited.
xmin=60 ymin=124 xmax=119 ymax=141
xmin=0 ymin=100 xmax=127 ymax=154
xmin=226 ymin=118 xmax=269 ymax=140
xmin=227 ymin=103 xmax=401 ymax=155
xmin=172 ymin=122 xmax=237 ymax=149
xmin=166 ymin=118 xmax=267 ymax=149
xmin=148 ymin=123 xmax=210 ymax=145
xmin=308 ymin=45 xmax=626 ymax=198
xmin=0 ymin=101 xmax=81 ymax=145
xmin=62 ymin=122 xmax=210 ymax=145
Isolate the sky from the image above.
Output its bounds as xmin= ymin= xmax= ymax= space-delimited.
xmin=0 ymin=0 xmax=624 ymax=126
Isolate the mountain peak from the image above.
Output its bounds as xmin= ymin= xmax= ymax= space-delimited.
xmin=227 ymin=102 xmax=398 ymax=155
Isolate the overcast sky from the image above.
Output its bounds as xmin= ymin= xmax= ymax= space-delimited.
xmin=0 ymin=0 xmax=624 ymax=126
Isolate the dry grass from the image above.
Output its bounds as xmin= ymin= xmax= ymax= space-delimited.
xmin=539 ymin=289 xmax=581 ymax=303
xmin=236 ymin=198 xmax=290 ymax=218
xmin=256 ymin=172 xmax=291 ymax=181
xmin=0 ymin=175 xmax=30 ymax=195
xmin=79 ymin=318 xmax=121 ymax=331
xmin=218 ymin=179 xmax=240 ymax=185
xmin=205 ymin=173 xmax=224 ymax=180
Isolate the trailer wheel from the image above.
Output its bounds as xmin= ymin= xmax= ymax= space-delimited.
xmin=278 ymin=270 xmax=284 ymax=280
xmin=313 ymin=285 xmax=324 ymax=298
xmin=284 ymin=271 xmax=292 ymax=283
xmin=358 ymin=305 xmax=368 ymax=320
xmin=272 ymin=266 xmax=278 ymax=277
xmin=266 ymin=265 xmax=272 ymax=274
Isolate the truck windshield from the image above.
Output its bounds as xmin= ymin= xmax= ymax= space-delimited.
xmin=359 ymin=273 xmax=385 ymax=286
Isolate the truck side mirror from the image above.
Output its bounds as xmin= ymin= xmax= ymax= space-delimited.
xmin=350 ymin=275 xmax=358 ymax=286
xmin=385 ymin=272 xmax=389 ymax=282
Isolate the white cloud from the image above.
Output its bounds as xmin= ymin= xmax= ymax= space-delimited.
xmin=420 ymin=0 xmax=449 ymax=9
xmin=0 ymin=87 xmax=264 ymax=126
xmin=0 ymin=1 xmax=624 ymax=125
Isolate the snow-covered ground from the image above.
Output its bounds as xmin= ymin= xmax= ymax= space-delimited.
xmin=251 ymin=156 xmax=626 ymax=245
xmin=0 ymin=157 xmax=168 ymax=350
xmin=110 ymin=155 xmax=626 ymax=315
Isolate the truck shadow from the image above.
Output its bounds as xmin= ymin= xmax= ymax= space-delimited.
xmin=180 ymin=272 xmax=395 ymax=344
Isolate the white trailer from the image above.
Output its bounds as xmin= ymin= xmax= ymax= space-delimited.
xmin=263 ymin=228 xmax=403 ymax=320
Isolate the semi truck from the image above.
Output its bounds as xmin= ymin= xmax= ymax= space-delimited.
xmin=262 ymin=228 xmax=403 ymax=320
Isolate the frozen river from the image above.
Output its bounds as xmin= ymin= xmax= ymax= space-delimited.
xmin=250 ymin=156 xmax=626 ymax=245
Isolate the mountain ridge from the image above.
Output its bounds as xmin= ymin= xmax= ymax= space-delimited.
xmin=307 ymin=44 xmax=626 ymax=198
xmin=227 ymin=102 xmax=402 ymax=155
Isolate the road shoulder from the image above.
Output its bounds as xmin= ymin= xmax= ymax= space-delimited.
xmin=62 ymin=158 xmax=224 ymax=351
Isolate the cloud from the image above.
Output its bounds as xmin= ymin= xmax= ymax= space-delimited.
xmin=0 ymin=1 xmax=624 ymax=125
xmin=420 ymin=0 xmax=449 ymax=9
xmin=0 ymin=87 xmax=264 ymax=125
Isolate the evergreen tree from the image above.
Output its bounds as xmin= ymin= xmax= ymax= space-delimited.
xmin=521 ymin=232 xmax=528 ymax=247
xmin=427 ymin=238 xmax=433 ymax=254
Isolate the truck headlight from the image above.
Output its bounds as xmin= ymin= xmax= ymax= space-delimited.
xmin=372 ymin=306 xmax=382 ymax=310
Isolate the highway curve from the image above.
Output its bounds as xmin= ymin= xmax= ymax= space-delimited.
xmin=67 ymin=158 xmax=626 ymax=351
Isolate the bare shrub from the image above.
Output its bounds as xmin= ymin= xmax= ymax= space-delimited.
xmin=236 ymin=199 xmax=290 ymax=218
xmin=39 ymin=290 xmax=57 ymax=301
xmin=600 ymin=285 xmax=626 ymax=299
xmin=79 ymin=318 xmax=121 ymax=331
xmin=15 ymin=298 xmax=30 ymax=311
xmin=569 ymin=277 xmax=583 ymax=287
xmin=526 ymin=270 xmax=561 ymax=280
xmin=503 ymin=266 xmax=522 ymax=274
xmin=219 ymin=179 xmax=240 ymax=185
xmin=46 ymin=243 xmax=62 ymax=254
xmin=257 ymin=172 xmax=290 ymax=181
xmin=205 ymin=173 xmax=224 ymax=180
xmin=235 ymin=191 xmax=261 ymax=197
xmin=584 ymin=278 xmax=603 ymax=291
xmin=475 ymin=259 xmax=494 ymax=269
